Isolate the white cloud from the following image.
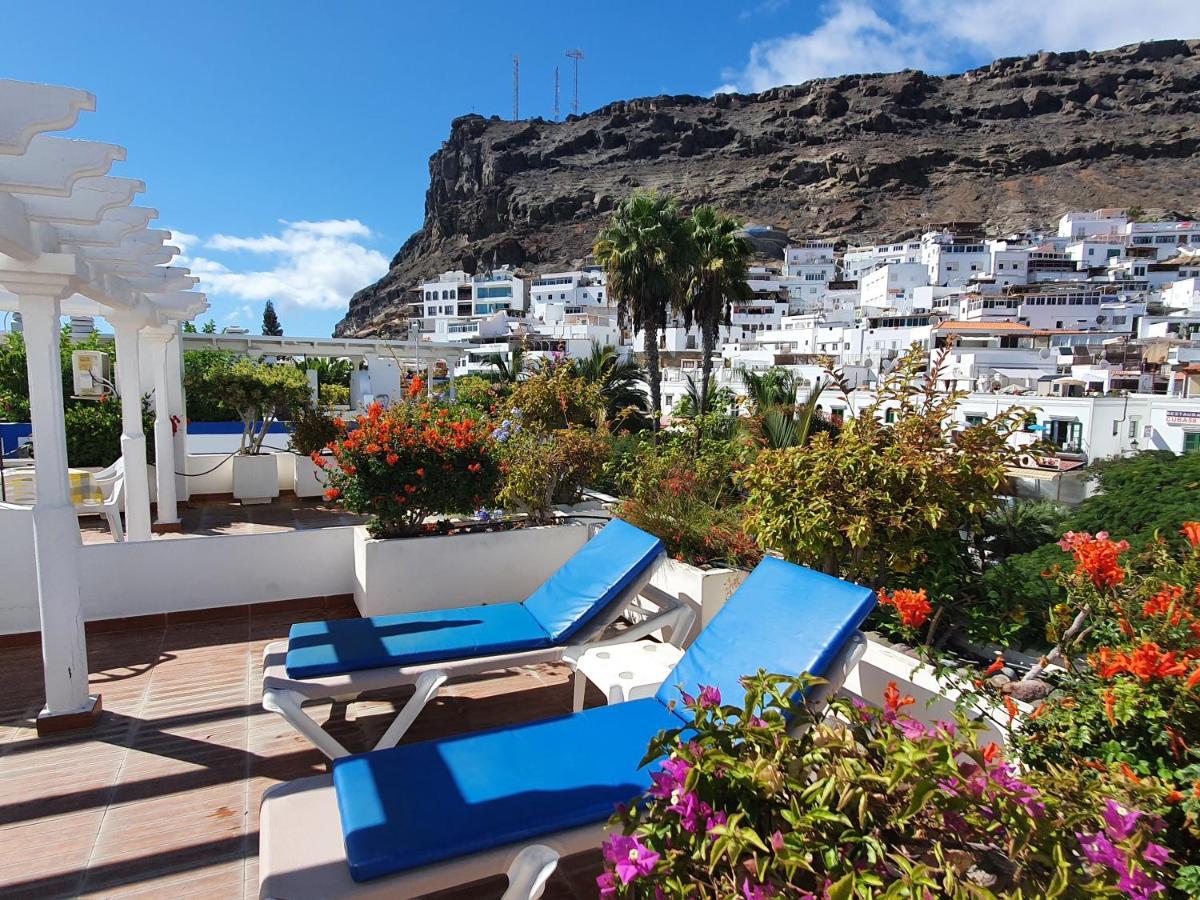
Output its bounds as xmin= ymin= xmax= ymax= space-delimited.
xmin=194 ymin=219 xmax=389 ymax=311
xmin=165 ymin=229 xmax=198 ymax=262
xmin=720 ymin=0 xmax=1200 ymax=92
xmin=223 ymin=304 xmax=254 ymax=323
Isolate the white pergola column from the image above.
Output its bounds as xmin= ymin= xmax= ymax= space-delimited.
xmin=165 ymin=330 xmax=189 ymax=501
xmin=0 ymin=260 xmax=99 ymax=725
xmin=108 ymin=312 xmax=152 ymax=542
xmin=142 ymin=326 xmax=178 ymax=527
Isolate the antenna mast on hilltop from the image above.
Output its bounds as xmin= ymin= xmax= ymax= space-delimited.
xmin=553 ymin=66 xmax=560 ymax=121
xmin=565 ymin=48 xmax=584 ymax=115
xmin=512 ymin=54 xmax=520 ymax=120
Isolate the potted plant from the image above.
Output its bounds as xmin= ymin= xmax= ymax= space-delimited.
xmin=288 ymin=403 xmax=341 ymax=498
xmin=204 ymin=359 xmax=310 ymax=504
xmin=323 ymin=400 xmax=585 ymax=616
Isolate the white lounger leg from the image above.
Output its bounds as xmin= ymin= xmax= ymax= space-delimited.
xmin=501 ymin=844 xmax=560 ymax=900
xmin=263 ymin=688 xmax=356 ymax=760
xmin=372 ymin=670 xmax=447 ymax=752
xmin=264 ymin=670 xmax=449 ymax=761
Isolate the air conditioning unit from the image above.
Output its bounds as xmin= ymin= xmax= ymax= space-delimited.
xmin=71 ymin=350 xmax=110 ymax=398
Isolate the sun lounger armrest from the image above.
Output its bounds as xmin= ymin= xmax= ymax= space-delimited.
xmin=561 ymin=586 xmax=696 ymax=667
xmin=501 ymin=844 xmax=561 ymax=900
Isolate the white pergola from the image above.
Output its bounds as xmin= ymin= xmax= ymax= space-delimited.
xmin=0 ymin=79 xmax=207 ymax=729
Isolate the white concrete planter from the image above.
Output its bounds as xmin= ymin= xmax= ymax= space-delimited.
xmin=232 ymin=453 xmax=279 ymax=505
xmin=292 ymin=454 xmax=329 ymax=498
xmin=635 ymin=558 xmax=748 ymax=643
xmin=843 ymin=637 xmax=1012 ymax=748
xmin=352 ymin=521 xmax=589 ymax=617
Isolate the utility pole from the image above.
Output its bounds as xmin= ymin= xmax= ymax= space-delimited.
xmin=553 ymin=66 xmax=560 ymax=121
xmin=512 ymin=54 xmax=520 ymax=120
xmin=565 ymin=48 xmax=584 ymax=115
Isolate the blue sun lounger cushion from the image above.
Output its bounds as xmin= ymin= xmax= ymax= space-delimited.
xmin=331 ymin=556 xmax=876 ymax=881
xmin=284 ymin=518 xmax=663 ymax=679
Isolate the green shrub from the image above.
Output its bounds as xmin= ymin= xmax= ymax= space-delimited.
xmin=495 ymin=425 xmax=609 ymax=524
xmin=201 ymin=360 xmax=310 ymax=454
xmin=182 ymin=348 xmax=239 ymax=421
xmin=317 ymin=383 xmax=350 ymax=407
xmin=504 ymin=364 xmax=604 ymax=430
xmin=288 ymin=404 xmax=341 ymax=456
xmin=452 ymin=375 xmax=504 ymax=414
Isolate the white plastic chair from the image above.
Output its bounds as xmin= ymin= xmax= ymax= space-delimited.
xmin=77 ymin=458 xmax=125 ymax=542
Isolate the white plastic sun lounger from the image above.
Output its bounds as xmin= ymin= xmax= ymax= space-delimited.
xmin=258 ymin=557 xmax=876 ymax=899
xmin=261 ymin=519 xmax=691 ymax=760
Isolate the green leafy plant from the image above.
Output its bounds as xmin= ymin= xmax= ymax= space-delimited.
xmin=288 ymin=404 xmax=341 ymax=456
xmin=602 ymin=672 xmax=1172 ymax=897
xmin=738 ymin=345 xmax=1024 ymax=584
xmin=572 ymin=342 xmax=648 ymax=431
xmin=201 ymin=359 xmax=310 ymax=454
xmin=495 ymin=424 xmax=609 ymax=524
xmin=451 ymin=375 xmax=505 ymax=414
xmin=322 ymin=401 xmax=499 ymax=538
xmin=504 ymin=363 xmax=604 ymax=430
xmin=317 ymin=383 xmax=350 ymax=407
xmin=182 ymin=347 xmax=239 ymax=421
xmin=616 ymin=429 xmax=760 ymax=569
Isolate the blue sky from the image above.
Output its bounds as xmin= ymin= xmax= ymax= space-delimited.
xmin=4 ymin=1 xmax=1194 ymax=335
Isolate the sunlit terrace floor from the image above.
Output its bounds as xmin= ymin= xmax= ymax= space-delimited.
xmin=79 ymin=496 xmax=366 ymax=544
xmin=0 ymin=598 xmax=604 ymax=898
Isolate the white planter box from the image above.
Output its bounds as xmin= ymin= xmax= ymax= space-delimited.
xmin=293 ymin=454 xmax=330 ymax=498
xmin=232 ymin=453 xmax=279 ymax=505
xmin=640 ymin=558 xmax=749 ymax=643
xmin=352 ymin=521 xmax=589 ymax=617
xmin=843 ymin=637 xmax=1012 ymax=748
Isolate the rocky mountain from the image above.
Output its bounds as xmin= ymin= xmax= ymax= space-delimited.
xmin=335 ymin=39 xmax=1200 ymax=337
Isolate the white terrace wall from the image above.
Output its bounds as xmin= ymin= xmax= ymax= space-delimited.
xmin=184 ymin=452 xmax=297 ymax=496
xmin=0 ymin=518 xmax=354 ymax=634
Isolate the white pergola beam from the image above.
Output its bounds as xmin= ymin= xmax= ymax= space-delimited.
xmin=0 ymin=135 xmax=124 ymax=197
xmin=0 ymin=80 xmax=95 ymax=156
xmin=20 ymin=176 xmax=145 ymax=225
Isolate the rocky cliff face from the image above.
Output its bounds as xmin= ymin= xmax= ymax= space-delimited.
xmin=335 ymin=40 xmax=1200 ymax=337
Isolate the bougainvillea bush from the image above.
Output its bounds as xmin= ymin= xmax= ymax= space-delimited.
xmin=1010 ymin=523 xmax=1200 ymax=894
xmin=320 ymin=401 xmax=499 ymax=538
xmin=601 ymin=672 xmax=1172 ymax=898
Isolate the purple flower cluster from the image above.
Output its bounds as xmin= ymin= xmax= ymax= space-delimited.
xmin=599 ymin=834 xmax=660 ymax=893
xmin=1076 ymin=800 xmax=1169 ymax=900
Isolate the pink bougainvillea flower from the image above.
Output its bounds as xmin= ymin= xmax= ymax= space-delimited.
xmin=603 ymin=834 xmax=659 ymax=884
xmin=697 ymin=685 xmax=721 ymax=708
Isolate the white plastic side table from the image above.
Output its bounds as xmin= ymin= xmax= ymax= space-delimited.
xmin=571 ymin=640 xmax=685 ymax=711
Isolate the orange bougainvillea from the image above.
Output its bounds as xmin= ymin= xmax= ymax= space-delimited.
xmin=1057 ymin=531 xmax=1130 ymax=590
xmin=877 ymin=588 xmax=933 ymax=629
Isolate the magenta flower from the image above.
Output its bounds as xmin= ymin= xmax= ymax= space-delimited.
xmin=697 ymin=685 xmax=721 ymax=708
xmin=769 ymin=830 xmax=785 ymax=852
xmin=1101 ymin=799 xmax=1142 ymax=840
xmin=1078 ymin=830 xmax=1122 ymax=870
xmin=1143 ymin=842 xmax=1171 ymax=866
xmin=668 ymin=790 xmax=712 ymax=832
xmin=705 ymin=809 xmax=728 ymax=834
xmin=1117 ymin=867 xmax=1166 ymax=900
xmin=648 ymin=756 xmax=692 ymax=800
xmin=605 ymin=835 xmax=659 ymax=884
xmin=742 ymin=878 xmax=777 ymax=899
xmin=596 ymin=871 xmax=617 ymax=898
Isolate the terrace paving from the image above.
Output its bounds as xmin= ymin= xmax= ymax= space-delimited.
xmin=79 ymin=496 xmax=366 ymax=544
xmin=0 ymin=598 xmax=605 ymax=899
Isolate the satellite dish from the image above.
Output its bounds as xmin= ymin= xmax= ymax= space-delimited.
xmin=1096 ymin=314 xmax=1107 ymax=324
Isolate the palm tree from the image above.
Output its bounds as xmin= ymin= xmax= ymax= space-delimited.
xmin=740 ymin=367 xmax=830 ymax=449
xmin=572 ymin=341 xmax=648 ymax=429
xmin=740 ymin=367 xmax=797 ymax=415
xmin=484 ymin=343 xmax=528 ymax=384
xmin=683 ymin=206 xmax=752 ymax=417
xmin=981 ymin=499 xmax=1068 ymax=561
xmin=594 ymin=191 xmax=696 ymax=431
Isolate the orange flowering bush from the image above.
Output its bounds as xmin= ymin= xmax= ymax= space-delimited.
xmin=321 ymin=401 xmax=500 ymax=538
xmin=1013 ymin=523 xmax=1200 ymax=893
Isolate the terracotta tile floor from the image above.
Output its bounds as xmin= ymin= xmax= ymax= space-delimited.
xmin=80 ymin=497 xmax=366 ymax=545
xmin=0 ymin=601 xmax=606 ymax=899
